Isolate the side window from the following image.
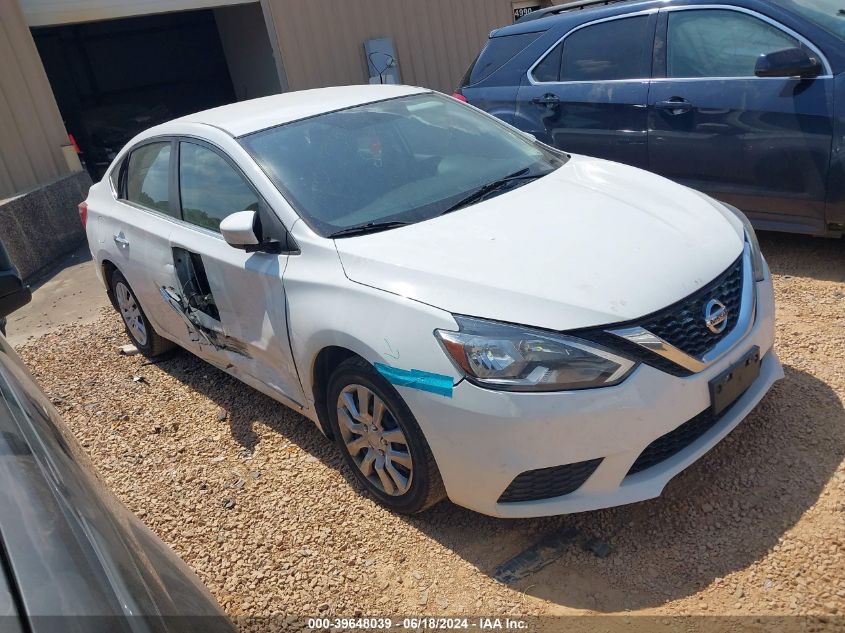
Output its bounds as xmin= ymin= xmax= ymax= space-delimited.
xmin=109 ymin=158 xmax=124 ymax=195
xmin=561 ymin=16 xmax=649 ymax=81
xmin=532 ymin=41 xmax=563 ymax=82
xmin=667 ymin=10 xmax=800 ymax=78
xmin=468 ymin=32 xmax=543 ymax=85
xmin=179 ymin=142 xmax=258 ymax=233
xmin=125 ymin=142 xmax=173 ymax=216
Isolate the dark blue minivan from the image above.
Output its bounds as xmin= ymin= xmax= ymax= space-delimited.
xmin=455 ymin=0 xmax=845 ymax=237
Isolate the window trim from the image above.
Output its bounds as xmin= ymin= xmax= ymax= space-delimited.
xmin=526 ymin=8 xmax=659 ymax=85
xmin=654 ymin=4 xmax=832 ymax=81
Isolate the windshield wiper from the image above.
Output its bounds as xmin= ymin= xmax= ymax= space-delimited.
xmin=328 ymin=220 xmax=411 ymax=239
xmin=439 ymin=168 xmax=545 ymax=216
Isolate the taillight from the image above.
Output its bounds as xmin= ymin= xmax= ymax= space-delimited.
xmin=452 ymin=91 xmax=468 ymax=103
xmin=78 ymin=201 xmax=88 ymax=229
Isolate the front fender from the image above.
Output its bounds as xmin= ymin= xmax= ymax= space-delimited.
xmin=282 ymin=239 xmax=461 ymax=427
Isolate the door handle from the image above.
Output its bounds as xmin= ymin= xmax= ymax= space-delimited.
xmin=113 ymin=232 xmax=129 ymax=248
xmin=654 ymin=98 xmax=693 ymax=114
xmin=531 ymin=93 xmax=560 ymax=106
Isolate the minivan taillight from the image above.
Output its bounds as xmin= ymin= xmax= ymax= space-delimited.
xmin=78 ymin=201 xmax=88 ymax=229
xmin=452 ymin=91 xmax=468 ymax=103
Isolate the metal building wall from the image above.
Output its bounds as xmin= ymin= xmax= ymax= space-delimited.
xmin=263 ymin=0 xmax=514 ymax=94
xmin=0 ymin=0 xmax=71 ymax=198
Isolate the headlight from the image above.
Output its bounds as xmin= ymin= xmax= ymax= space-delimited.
xmin=722 ymin=203 xmax=765 ymax=282
xmin=434 ymin=316 xmax=637 ymax=392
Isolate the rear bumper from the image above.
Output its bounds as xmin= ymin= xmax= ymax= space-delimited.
xmin=400 ymin=276 xmax=781 ymax=518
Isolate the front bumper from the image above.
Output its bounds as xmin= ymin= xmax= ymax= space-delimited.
xmin=400 ymin=274 xmax=782 ymax=518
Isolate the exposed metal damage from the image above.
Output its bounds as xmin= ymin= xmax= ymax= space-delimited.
xmin=160 ymin=248 xmax=250 ymax=357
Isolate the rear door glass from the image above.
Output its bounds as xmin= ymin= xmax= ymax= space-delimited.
xmin=561 ymin=16 xmax=650 ymax=81
xmin=124 ymin=142 xmax=173 ymax=216
xmin=533 ymin=16 xmax=650 ymax=82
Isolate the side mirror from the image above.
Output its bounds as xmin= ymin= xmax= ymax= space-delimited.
xmin=220 ymin=210 xmax=260 ymax=249
xmin=755 ymin=47 xmax=822 ymax=79
xmin=220 ymin=210 xmax=283 ymax=254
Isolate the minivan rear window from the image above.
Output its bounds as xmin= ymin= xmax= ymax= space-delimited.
xmin=462 ymin=31 xmax=543 ymax=86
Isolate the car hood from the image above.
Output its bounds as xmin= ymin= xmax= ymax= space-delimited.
xmin=334 ymin=155 xmax=744 ymax=331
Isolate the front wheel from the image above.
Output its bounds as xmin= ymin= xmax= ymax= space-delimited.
xmin=327 ymin=357 xmax=445 ymax=514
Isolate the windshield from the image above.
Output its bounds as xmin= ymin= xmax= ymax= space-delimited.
xmin=240 ymin=93 xmax=566 ymax=237
xmin=771 ymin=0 xmax=845 ymax=41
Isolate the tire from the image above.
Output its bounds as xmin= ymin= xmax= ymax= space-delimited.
xmin=110 ymin=269 xmax=173 ymax=357
xmin=327 ymin=356 xmax=446 ymax=514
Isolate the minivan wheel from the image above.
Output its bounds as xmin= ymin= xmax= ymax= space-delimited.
xmin=110 ymin=270 xmax=173 ymax=357
xmin=327 ymin=357 xmax=445 ymax=514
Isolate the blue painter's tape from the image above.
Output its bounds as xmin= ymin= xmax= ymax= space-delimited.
xmin=374 ymin=363 xmax=454 ymax=398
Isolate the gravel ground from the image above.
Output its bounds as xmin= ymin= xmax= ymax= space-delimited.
xmin=16 ymin=232 xmax=845 ymax=627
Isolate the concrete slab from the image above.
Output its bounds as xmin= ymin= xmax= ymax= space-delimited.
xmin=6 ymin=243 xmax=111 ymax=348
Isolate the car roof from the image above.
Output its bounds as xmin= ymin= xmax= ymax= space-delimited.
xmin=173 ymin=84 xmax=430 ymax=137
xmin=516 ymin=0 xmax=648 ymax=24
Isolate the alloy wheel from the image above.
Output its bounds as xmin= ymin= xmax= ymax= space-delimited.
xmin=115 ymin=281 xmax=148 ymax=347
xmin=336 ymin=384 xmax=413 ymax=496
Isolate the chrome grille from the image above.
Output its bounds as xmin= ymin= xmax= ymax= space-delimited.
xmin=575 ymin=254 xmax=746 ymax=376
xmin=638 ymin=256 xmax=744 ymax=358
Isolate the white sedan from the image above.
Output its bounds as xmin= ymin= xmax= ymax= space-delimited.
xmin=81 ymin=85 xmax=782 ymax=518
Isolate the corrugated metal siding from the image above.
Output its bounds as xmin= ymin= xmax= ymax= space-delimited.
xmin=0 ymin=0 xmax=70 ymax=198
xmin=264 ymin=0 xmax=513 ymax=94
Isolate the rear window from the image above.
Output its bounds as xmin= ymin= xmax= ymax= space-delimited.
xmin=462 ymin=31 xmax=543 ymax=86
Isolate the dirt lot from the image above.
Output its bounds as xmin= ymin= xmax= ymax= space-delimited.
xmin=16 ymin=232 xmax=845 ymax=628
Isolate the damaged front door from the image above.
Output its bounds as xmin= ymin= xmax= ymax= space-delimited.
xmin=159 ymin=140 xmax=304 ymax=407
xmin=161 ymin=248 xmax=250 ymax=356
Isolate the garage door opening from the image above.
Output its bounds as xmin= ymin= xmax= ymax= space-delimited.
xmin=32 ymin=3 xmax=282 ymax=180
